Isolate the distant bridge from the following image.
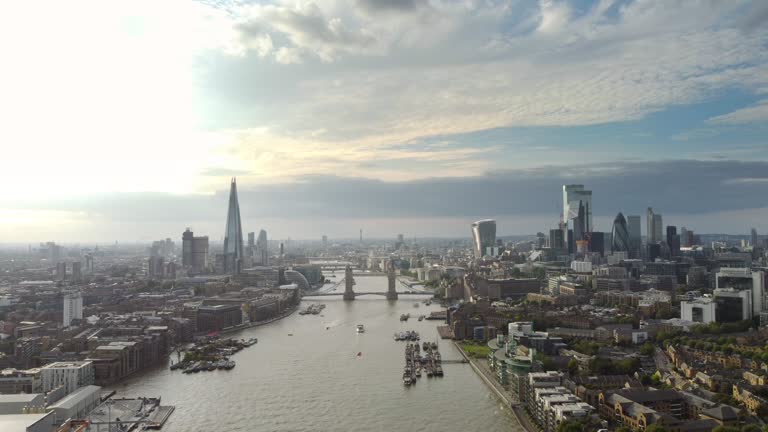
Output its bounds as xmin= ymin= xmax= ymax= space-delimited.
xmin=304 ymin=272 xmax=432 ymax=300
xmin=303 ymin=291 xmax=432 ymax=297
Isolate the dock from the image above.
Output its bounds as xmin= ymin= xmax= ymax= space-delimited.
xmin=403 ymin=341 xmax=445 ymax=385
xmin=145 ymin=405 xmax=175 ymax=429
xmin=437 ymin=326 xmax=454 ymax=339
xmin=426 ymin=311 xmax=447 ymax=320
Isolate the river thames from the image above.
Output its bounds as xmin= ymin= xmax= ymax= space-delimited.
xmin=109 ymin=273 xmax=523 ymax=431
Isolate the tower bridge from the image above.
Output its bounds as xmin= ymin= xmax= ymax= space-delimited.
xmin=303 ymin=265 xmax=431 ymax=300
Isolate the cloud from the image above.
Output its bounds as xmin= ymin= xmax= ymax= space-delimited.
xmin=708 ymin=99 xmax=768 ymax=124
xmin=197 ymin=0 xmax=768 ymax=149
xmin=10 ymin=159 xmax=768 ymax=222
xmin=357 ymin=0 xmax=427 ymax=13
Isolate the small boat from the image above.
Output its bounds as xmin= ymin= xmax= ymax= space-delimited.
xmin=288 ymin=333 xmax=293 ymax=336
xmin=418 ymin=315 xmax=425 ymax=321
xmin=416 ymin=368 xmax=422 ymax=377
xmin=326 ymin=326 xmax=330 ymax=330
xmin=357 ymin=352 xmax=362 ymax=357
xmin=413 ymin=303 xmax=419 ymax=308
xmin=356 ymin=324 xmax=365 ymax=333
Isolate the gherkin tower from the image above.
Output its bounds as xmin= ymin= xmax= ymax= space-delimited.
xmin=223 ymin=178 xmax=244 ymax=273
xmin=611 ymin=212 xmax=630 ymax=253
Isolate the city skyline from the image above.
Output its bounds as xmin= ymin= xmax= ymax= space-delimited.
xmin=1 ymin=1 xmax=767 ymax=240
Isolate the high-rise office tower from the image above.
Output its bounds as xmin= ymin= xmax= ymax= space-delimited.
xmin=680 ymin=227 xmax=689 ymax=248
xmin=666 ymin=226 xmax=680 ymax=256
xmin=63 ymin=292 xmax=83 ymax=327
xmin=752 ymin=228 xmax=759 ymax=248
xmin=182 ymin=229 xmax=193 ymax=266
xmin=248 ymin=232 xmax=255 ymax=250
xmin=549 ymin=229 xmax=565 ymax=251
xmin=626 ymin=215 xmax=641 ymax=258
xmin=359 ymin=229 xmax=363 ymax=244
xmin=84 ymin=254 xmax=94 ymax=273
xmin=471 ymin=219 xmax=497 ymax=257
xmin=322 ymin=235 xmax=328 ymax=248
xmin=646 ymin=207 xmax=655 ymax=243
xmin=255 ymin=229 xmax=268 ymax=265
xmin=182 ymin=228 xmax=209 ymax=273
xmin=71 ymin=262 xmax=82 ymax=283
xmin=646 ymin=208 xmax=663 ymax=244
xmin=571 ymin=201 xmax=586 ymax=242
xmin=55 ymin=262 xmax=66 ymax=281
xmin=647 ymin=243 xmax=661 ymax=262
xmin=562 ymin=185 xmax=592 ymax=249
xmin=611 ymin=213 xmax=630 ymax=253
xmin=148 ymin=256 xmax=165 ymax=278
xmin=590 ymin=232 xmax=605 ymax=256
xmin=223 ymin=178 xmax=244 ymax=274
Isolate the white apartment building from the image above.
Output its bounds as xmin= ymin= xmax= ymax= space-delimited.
xmin=41 ymin=361 xmax=94 ymax=394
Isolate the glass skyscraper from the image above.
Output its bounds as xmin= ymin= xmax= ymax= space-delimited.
xmin=471 ymin=219 xmax=496 ymax=257
xmin=611 ymin=212 xmax=630 ymax=253
xmin=223 ymin=178 xmax=244 ymax=274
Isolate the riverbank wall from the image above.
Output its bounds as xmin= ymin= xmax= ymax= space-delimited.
xmin=454 ymin=342 xmax=537 ymax=432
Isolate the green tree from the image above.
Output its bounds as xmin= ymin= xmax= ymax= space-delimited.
xmin=555 ymin=420 xmax=585 ymax=432
xmin=567 ymin=359 xmax=579 ymax=375
xmin=740 ymin=425 xmax=761 ymax=432
xmin=645 ymin=425 xmax=669 ymax=432
xmin=640 ymin=342 xmax=655 ymax=356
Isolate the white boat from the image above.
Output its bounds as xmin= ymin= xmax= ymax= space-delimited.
xmin=356 ymin=324 xmax=365 ymax=333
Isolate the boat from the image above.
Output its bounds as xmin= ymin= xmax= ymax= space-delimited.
xmin=403 ymin=376 xmax=413 ymax=386
xmin=418 ymin=315 xmax=425 ymax=321
xmin=288 ymin=333 xmax=294 ymax=336
xmin=416 ymin=368 xmax=422 ymax=378
xmin=356 ymin=324 xmax=365 ymax=333
xmin=413 ymin=303 xmax=419 ymax=308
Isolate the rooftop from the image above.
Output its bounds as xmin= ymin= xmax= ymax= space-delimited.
xmin=0 ymin=412 xmax=54 ymax=432
xmin=47 ymin=385 xmax=101 ymax=410
xmin=0 ymin=393 xmax=43 ymax=403
xmin=41 ymin=361 xmax=92 ymax=369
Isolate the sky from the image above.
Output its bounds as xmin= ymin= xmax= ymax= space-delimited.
xmin=1 ymin=0 xmax=767 ymax=242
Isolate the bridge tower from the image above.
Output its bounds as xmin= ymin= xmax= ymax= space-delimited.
xmin=386 ymin=261 xmax=398 ymax=300
xmin=343 ymin=265 xmax=355 ymax=301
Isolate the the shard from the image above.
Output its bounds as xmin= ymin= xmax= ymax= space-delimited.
xmin=223 ymin=178 xmax=244 ymax=274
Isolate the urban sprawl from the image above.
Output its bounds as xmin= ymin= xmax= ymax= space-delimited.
xmin=0 ymin=181 xmax=766 ymax=432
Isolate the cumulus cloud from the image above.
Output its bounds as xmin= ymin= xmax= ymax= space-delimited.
xmin=196 ymin=0 xmax=768 ymax=148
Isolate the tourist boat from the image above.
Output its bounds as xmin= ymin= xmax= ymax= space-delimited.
xmin=356 ymin=324 xmax=365 ymax=333
xmin=415 ymin=368 xmax=422 ymax=378
xmin=403 ymin=376 xmax=413 ymax=386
